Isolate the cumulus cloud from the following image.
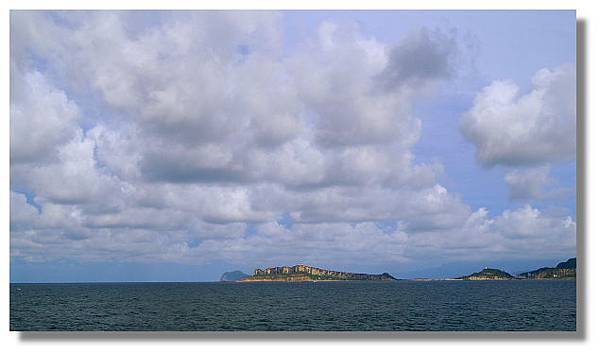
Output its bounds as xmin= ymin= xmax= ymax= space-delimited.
xmin=403 ymin=205 xmax=575 ymax=262
xmin=12 ymin=130 xmax=125 ymax=208
xmin=9 ymin=11 xmax=576 ymax=271
xmin=461 ymin=65 xmax=576 ymax=167
xmin=289 ymin=23 xmax=456 ymax=149
xmin=10 ymin=70 xmax=79 ymax=164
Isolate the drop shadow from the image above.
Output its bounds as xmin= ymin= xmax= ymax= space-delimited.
xmin=575 ymin=18 xmax=587 ymax=340
xmin=15 ymin=330 xmax=581 ymax=342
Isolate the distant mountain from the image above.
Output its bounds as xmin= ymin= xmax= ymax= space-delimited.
xmin=220 ymin=270 xmax=250 ymax=282
xmin=458 ymin=268 xmax=514 ymax=280
xmin=519 ymin=258 xmax=576 ymax=279
xmin=238 ymin=264 xmax=396 ymax=282
xmin=556 ymin=258 xmax=576 ymax=269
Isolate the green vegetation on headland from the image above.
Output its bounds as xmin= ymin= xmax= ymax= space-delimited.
xmin=233 ymin=264 xmax=396 ymax=282
xmin=454 ymin=257 xmax=576 ymax=280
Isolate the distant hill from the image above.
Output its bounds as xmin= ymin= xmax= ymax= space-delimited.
xmin=238 ymin=264 xmax=396 ymax=282
xmin=220 ymin=270 xmax=250 ymax=282
xmin=556 ymin=258 xmax=576 ymax=269
xmin=458 ymin=268 xmax=514 ymax=280
xmin=519 ymin=258 xmax=576 ymax=279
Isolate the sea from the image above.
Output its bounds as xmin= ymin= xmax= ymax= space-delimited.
xmin=10 ymin=280 xmax=576 ymax=331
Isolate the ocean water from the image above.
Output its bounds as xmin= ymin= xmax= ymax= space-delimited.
xmin=10 ymin=280 xmax=576 ymax=331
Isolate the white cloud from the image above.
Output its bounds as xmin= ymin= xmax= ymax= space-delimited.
xmin=461 ymin=65 xmax=576 ymax=166
xmin=403 ymin=205 xmax=575 ymax=262
xmin=493 ymin=205 xmax=576 ymax=251
xmin=289 ymin=21 xmax=435 ymax=148
xmin=15 ymin=132 xmax=122 ymax=206
xmin=10 ymin=192 xmax=39 ymax=229
xmin=10 ymin=70 xmax=79 ymax=164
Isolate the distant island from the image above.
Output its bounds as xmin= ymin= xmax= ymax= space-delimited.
xmin=230 ymin=264 xmax=396 ymax=282
xmin=220 ymin=270 xmax=250 ymax=282
xmin=458 ymin=268 xmax=514 ymax=280
xmin=454 ymin=257 xmax=576 ymax=280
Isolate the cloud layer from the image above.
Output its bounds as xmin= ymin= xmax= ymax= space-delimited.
xmin=10 ymin=11 xmax=576 ymax=272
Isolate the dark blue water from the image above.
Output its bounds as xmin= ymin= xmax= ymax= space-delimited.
xmin=10 ymin=280 xmax=576 ymax=331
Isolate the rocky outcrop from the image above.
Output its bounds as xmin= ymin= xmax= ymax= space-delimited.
xmin=220 ymin=271 xmax=250 ymax=282
xmin=519 ymin=258 xmax=576 ymax=279
xmin=458 ymin=268 xmax=514 ymax=280
xmin=239 ymin=264 xmax=396 ymax=282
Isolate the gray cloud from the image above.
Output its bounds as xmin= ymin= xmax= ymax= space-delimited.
xmin=504 ymin=165 xmax=551 ymax=200
xmin=379 ymin=27 xmax=456 ymax=90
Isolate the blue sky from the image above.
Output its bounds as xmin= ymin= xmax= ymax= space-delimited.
xmin=10 ymin=10 xmax=576 ymax=281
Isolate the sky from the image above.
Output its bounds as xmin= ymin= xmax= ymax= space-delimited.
xmin=9 ymin=10 xmax=576 ymax=282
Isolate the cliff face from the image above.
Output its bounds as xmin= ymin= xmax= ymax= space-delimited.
xmin=519 ymin=258 xmax=576 ymax=279
xmin=459 ymin=268 xmax=514 ymax=280
xmin=239 ymin=264 xmax=396 ymax=282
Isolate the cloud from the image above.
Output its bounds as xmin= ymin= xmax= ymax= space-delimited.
xmin=13 ymin=131 xmax=122 ymax=206
xmin=461 ymin=65 xmax=576 ymax=167
xmin=492 ymin=205 xmax=576 ymax=254
xmin=378 ymin=27 xmax=456 ymax=90
xmin=10 ymin=70 xmax=79 ymax=164
xmin=402 ymin=205 xmax=575 ymax=262
xmin=289 ymin=21 xmax=434 ymax=148
xmin=10 ymin=196 xmax=575 ymax=267
xmin=10 ymin=192 xmax=40 ymax=229
xmin=504 ymin=165 xmax=551 ymax=200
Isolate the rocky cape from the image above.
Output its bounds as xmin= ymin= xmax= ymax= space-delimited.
xmin=235 ymin=264 xmax=397 ymax=282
